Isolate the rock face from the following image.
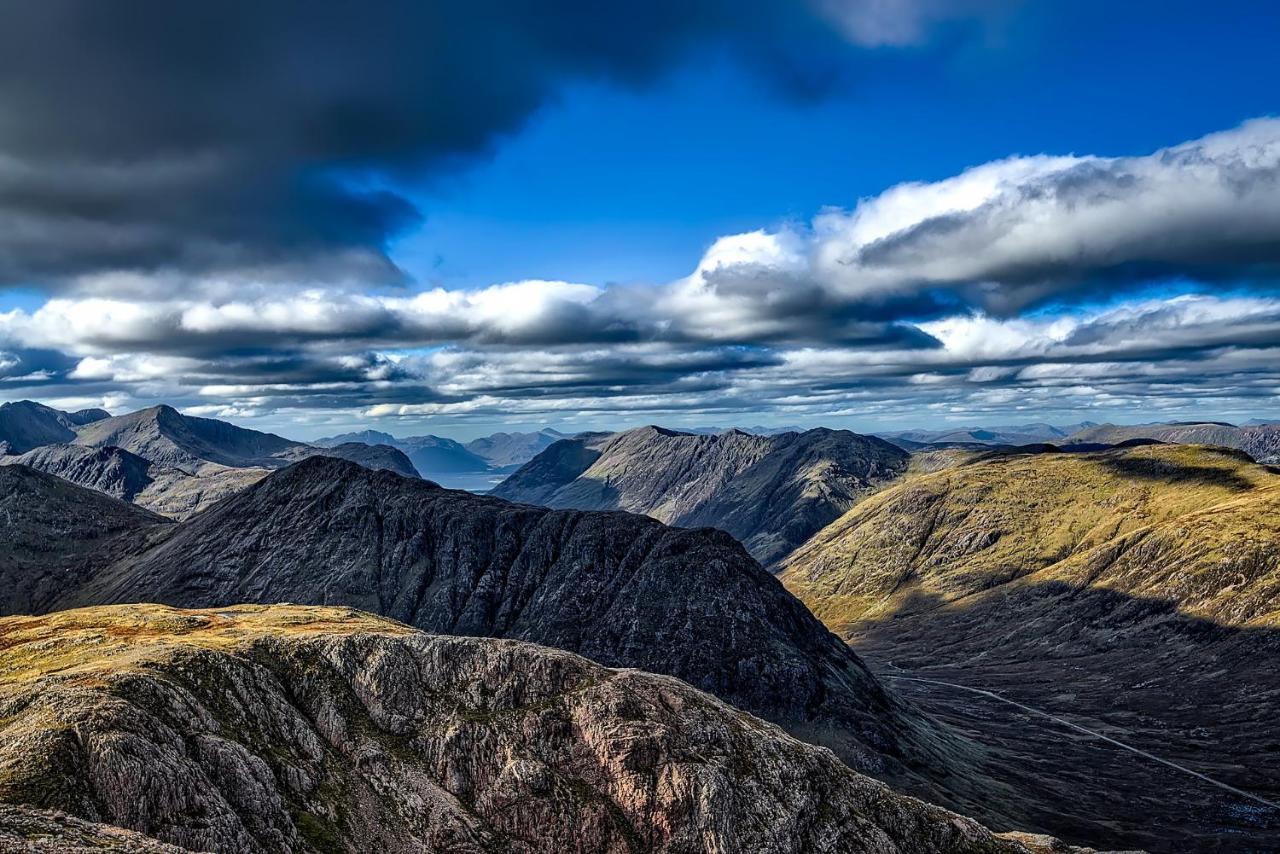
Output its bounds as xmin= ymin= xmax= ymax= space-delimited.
xmin=493 ymin=426 xmax=909 ymax=565
xmin=780 ymin=443 xmax=1280 ymax=850
xmin=0 ymin=401 xmax=109 ymax=455
xmin=62 ymin=457 xmax=965 ymax=804
xmin=1068 ymin=420 xmax=1280 ymax=463
xmin=0 ymin=444 xmax=155 ymax=501
xmin=0 ymin=465 xmax=165 ymax=617
xmin=0 ymin=604 xmax=1077 ymax=854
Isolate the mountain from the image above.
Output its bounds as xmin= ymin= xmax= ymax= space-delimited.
xmin=0 ymin=443 xmax=154 ymax=501
xmin=0 ymin=464 xmax=164 ymax=616
xmin=464 ymin=428 xmax=564 ymax=469
xmin=493 ymin=426 xmax=909 ymax=565
xmin=0 ymin=400 xmax=109 ymax=454
xmin=316 ymin=429 xmax=492 ymax=476
xmin=277 ymin=440 xmax=419 ymax=478
xmin=0 ymin=604 xmax=1079 ymax=854
xmin=72 ymin=404 xmax=305 ymax=472
xmin=780 ymin=442 xmax=1280 ymax=850
xmin=317 ymin=427 xmax=566 ymax=477
xmin=879 ymin=421 xmax=1099 ymax=449
xmin=1068 ymin=421 xmax=1280 ymax=463
xmin=60 ymin=457 xmax=961 ymax=799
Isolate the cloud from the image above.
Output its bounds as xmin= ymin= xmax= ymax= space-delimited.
xmin=691 ymin=119 xmax=1280 ymax=317
xmin=0 ymin=0 xmax=1005 ymax=292
xmin=6 ymin=115 xmax=1280 ymax=431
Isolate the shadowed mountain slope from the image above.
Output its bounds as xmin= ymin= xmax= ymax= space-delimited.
xmin=1069 ymin=421 xmax=1280 ymax=464
xmin=0 ymin=604 xmax=1089 ymax=854
xmin=780 ymin=442 xmax=1280 ymax=850
xmin=0 ymin=465 xmax=165 ymax=616
xmin=0 ymin=443 xmax=155 ymax=501
xmin=493 ymin=426 xmax=908 ymax=565
xmin=0 ymin=400 xmax=109 ymax=454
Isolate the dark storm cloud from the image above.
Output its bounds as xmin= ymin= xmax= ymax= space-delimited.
xmin=0 ymin=0 xmax=861 ymax=289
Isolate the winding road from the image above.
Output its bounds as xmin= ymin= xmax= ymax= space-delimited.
xmin=880 ymin=668 xmax=1280 ymax=813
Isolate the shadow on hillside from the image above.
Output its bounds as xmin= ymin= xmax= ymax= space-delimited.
xmin=840 ymin=580 xmax=1280 ymax=852
xmin=1094 ymin=453 xmax=1258 ymax=491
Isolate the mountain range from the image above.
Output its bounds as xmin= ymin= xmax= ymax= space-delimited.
xmin=0 ymin=402 xmax=417 ymax=517
xmin=3 ymin=456 xmax=1015 ymax=825
xmin=492 ymin=426 xmax=908 ymax=565
xmin=878 ymin=421 xmax=1099 ymax=449
xmin=1068 ymin=420 xmax=1280 ymax=463
xmin=315 ymin=427 xmax=565 ymax=489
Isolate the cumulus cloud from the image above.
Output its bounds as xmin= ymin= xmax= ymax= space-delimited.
xmin=5 ymin=116 xmax=1280 ymax=430
xmin=687 ymin=119 xmax=1280 ymax=318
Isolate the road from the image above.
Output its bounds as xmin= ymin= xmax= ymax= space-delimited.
xmin=880 ymin=668 xmax=1280 ymax=813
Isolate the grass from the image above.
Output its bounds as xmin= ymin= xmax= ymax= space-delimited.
xmin=780 ymin=443 xmax=1280 ymax=634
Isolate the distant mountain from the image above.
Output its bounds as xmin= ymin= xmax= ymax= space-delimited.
xmin=72 ymin=404 xmax=303 ymax=472
xmin=493 ymin=426 xmax=909 ymax=565
xmin=317 ymin=427 xmax=566 ymax=477
xmin=316 ymin=429 xmax=491 ymax=476
xmin=878 ymin=421 xmax=1098 ymax=449
xmin=463 ymin=428 xmax=564 ymax=468
xmin=277 ymin=440 xmax=419 ymax=478
xmin=780 ymin=442 xmax=1280 ymax=849
xmin=0 ymin=604 xmax=1063 ymax=854
xmin=0 ymin=400 xmax=110 ymax=454
xmin=1068 ymin=421 xmax=1280 ymax=463
xmin=0 ymin=443 xmax=154 ymax=501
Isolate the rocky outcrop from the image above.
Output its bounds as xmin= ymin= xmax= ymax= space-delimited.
xmin=0 ymin=604 xmax=1085 ymax=854
xmin=0 ymin=401 xmax=109 ymax=455
xmin=494 ymin=426 xmax=908 ymax=565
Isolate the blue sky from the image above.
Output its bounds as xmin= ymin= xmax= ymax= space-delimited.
xmin=2 ymin=1 xmax=1280 ymax=439
xmin=396 ymin=1 xmax=1280 ymax=291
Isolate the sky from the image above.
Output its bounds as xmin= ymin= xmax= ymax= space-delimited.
xmin=1 ymin=1 xmax=1279 ymax=440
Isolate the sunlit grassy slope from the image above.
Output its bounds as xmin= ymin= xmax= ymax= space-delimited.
xmin=780 ymin=443 xmax=1280 ymax=634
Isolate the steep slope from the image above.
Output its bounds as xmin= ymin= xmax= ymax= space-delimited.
xmin=0 ymin=401 xmax=109 ymax=454
xmin=494 ymin=426 xmax=908 ymax=565
xmin=0 ymin=605 xmax=1079 ymax=854
xmin=0 ymin=444 xmax=154 ymax=501
xmin=781 ymin=443 xmax=1280 ymax=850
xmin=0 ymin=465 xmax=165 ymax=616
xmin=780 ymin=443 xmax=1277 ymax=632
xmin=63 ymin=458 xmax=965 ymax=802
xmin=72 ymin=405 xmax=304 ymax=472
xmin=1068 ymin=421 xmax=1280 ymax=463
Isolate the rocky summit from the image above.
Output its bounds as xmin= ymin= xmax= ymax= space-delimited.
xmin=0 ymin=604 xmax=1094 ymax=854
xmin=493 ymin=426 xmax=909 ymax=565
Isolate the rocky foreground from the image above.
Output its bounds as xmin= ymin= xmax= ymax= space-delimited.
xmin=0 ymin=605 xmax=1098 ymax=854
